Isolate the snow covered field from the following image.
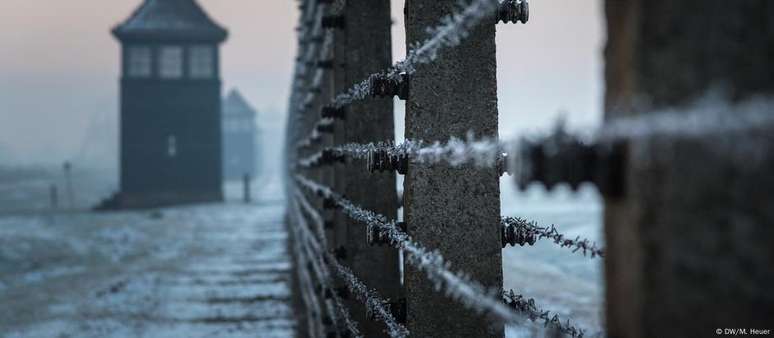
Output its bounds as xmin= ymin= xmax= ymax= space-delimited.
xmin=0 ymin=176 xmax=295 ymax=337
xmin=0 ymin=168 xmax=602 ymax=337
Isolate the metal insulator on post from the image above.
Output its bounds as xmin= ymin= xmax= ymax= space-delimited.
xmin=317 ymin=122 xmax=335 ymax=134
xmin=321 ymin=15 xmax=346 ymax=29
xmin=321 ymin=105 xmax=346 ymax=120
xmin=333 ymin=246 xmax=348 ymax=260
xmin=369 ymin=221 xmax=406 ymax=246
xmin=497 ymin=0 xmax=529 ymax=24
xmin=593 ymin=141 xmax=627 ymax=198
xmin=390 ymin=298 xmax=407 ymax=324
xmin=515 ymin=139 xmax=545 ymax=190
xmin=515 ymin=131 xmax=627 ymax=197
xmin=324 ymin=220 xmax=335 ymax=230
xmin=501 ymin=222 xmax=537 ymax=248
xmin=497 ymin=153 xmax=510 ymax=177
xmin=323 ymin=196 xmax=338 ymax=210
xmin=366 ymin=223 xmax=386 ymax=246
xmin=369 ymin=73 xmax=409 ymax=100
xmin=316 ymin=60 xmax=334 ymax=69
xmin=336 ymin=286 xmax=350 ymax=300
xmin=366 ymin=149 xmax=408 ymax=175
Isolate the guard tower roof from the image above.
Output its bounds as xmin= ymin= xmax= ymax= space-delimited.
xmin=223 ymin=89 xmax=257 ymax=119
xmin=113 ymin=0 xmax=228 ymax=42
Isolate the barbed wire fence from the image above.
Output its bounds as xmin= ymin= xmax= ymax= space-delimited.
xmin=283 ymin=0 xmax=604 ymax=337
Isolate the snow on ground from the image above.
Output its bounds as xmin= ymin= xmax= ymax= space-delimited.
xmin=0 ymin=166 xmax=603 ymax=337
xmin=0 ymin=177 xmax=295 ymax=337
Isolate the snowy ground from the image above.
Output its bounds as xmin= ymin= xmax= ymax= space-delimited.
xmin=1 ymin=167 xmax=602 ymax=337
xmin=0 ymin=177 xmax=295 ymax=337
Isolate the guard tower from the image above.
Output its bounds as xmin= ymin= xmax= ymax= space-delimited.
xmin=222 ymin=89 xmax=260 ymax=180
xmin=111 ymin=0 xmax=228 ymax=208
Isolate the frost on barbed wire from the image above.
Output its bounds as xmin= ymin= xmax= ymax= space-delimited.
xmin=295 ymin=175 xmax=591 ymax=334
xmin=309 ymin=134 xmax=508 ymax=168
xmin=329 ymin=188 xmax=523 ymax=324
xmin=291 ymin=195 xmax=364 ymax=338
xmin=599 ymin=96 xmax=774 ymax=142
xmin=394 ymin=0 xmax=498 ymax=77
xmin=289 ymin=198 xmax=326 ymax=338
xmin=294 ymin=175 xmax=539 ymax=326
xmin=331 ymin=0 xmax=499 ymax=108
xmin=328 ymin=254 xmax=410 ymax=338
xmin=332 ymin=289 xmax=364 ymax=338
xmin=503 ymin=290 xmax=587 ymax=338
xmin=501 ymin=217 xmax=605 ymax=259
xmin=295 ymin=188 xmax=327 ymax=244
xmin=293 ymin=230 xmax=324 ymax=337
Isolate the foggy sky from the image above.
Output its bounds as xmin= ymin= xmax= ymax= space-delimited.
xmin=0 ymin=0 xmax=603 ymax=166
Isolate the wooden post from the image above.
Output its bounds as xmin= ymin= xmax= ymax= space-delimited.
xmin=604 ymin=1 xmax=774 ymax=337
xmin=332 ymin=1 xmax=402 ymax=336
xmin=403 ymin=1 xmax=503 ymax=336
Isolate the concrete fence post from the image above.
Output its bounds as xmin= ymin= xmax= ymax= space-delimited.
xmin=403 ymin=1 xmax=503 ymax=337
xmin=331 ymin=1 xmax=402 ymax=336
xmin=604 ymin=1 xmax=774 ymax=337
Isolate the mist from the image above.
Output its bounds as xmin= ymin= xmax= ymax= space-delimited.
xmin=0 ymin=0 xmax=602 ymax=172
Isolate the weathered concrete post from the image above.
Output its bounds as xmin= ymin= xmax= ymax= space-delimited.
xmin=604 ymin=2 xmax=774 ymax=337
xmin=403 ymin=1 xmax=503 ymax=337
xmin=331 ymin=1 xmax=402 ymax=336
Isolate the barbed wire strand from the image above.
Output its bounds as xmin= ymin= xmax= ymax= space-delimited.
xmin=295 ymin=188 xmax=407 ymax=338
xmin=331 ymin=0 xmax=500 ymax=108
xmin=296 ymin=175 xmax=589 ymax=336
xmin=294 ymin=0 xmax=502 ymax=147
xmin=290 ymin=205 xmax=326 ymax=338
xmin=294 ymin=211 xmax=354 ymax=338
xmin=294 ymin=175 xmax=586 ymax=337
xmin=291 ymin=194 xmax=364 ymax=338
xmin=295 ymin=188 xmax=328 ymax=243
xmin=326 ymin=252 xmax=410 ymax=338
xmin=503 ymin=290 xmax=586 ymax=337
xmin=501 ymin=217 xmax=604 ymax=259
xmin=298 ymin=135 xmax=507 ymax=169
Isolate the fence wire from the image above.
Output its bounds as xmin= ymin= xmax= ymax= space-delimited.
xmin=327 ymin=254 xmax=410 ymax=338
xmin=291 ymin=192 xmax=364 ymax=338
xmin=295 ymin=175 xmax=585 ymax=335
xmin=294 ymin=0 xmax=503 ymax=147
xmin=501 ymin=217 xmax=605 ymax=258
xmin=297 ymin=136 xmax=508 ymax=169
xmin=331 ymin=0 xmax=501 ymax=108
xmin=503 ymin=290 xmax=586 ymax=337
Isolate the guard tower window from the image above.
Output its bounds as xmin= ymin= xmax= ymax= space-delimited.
xmin=127 ymin=46 xmax=151 ymax=77
xmin=159 ymin=46 xmax=183 ymax=79
xmin=189 ymin=45 xmax=214 ymax=79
